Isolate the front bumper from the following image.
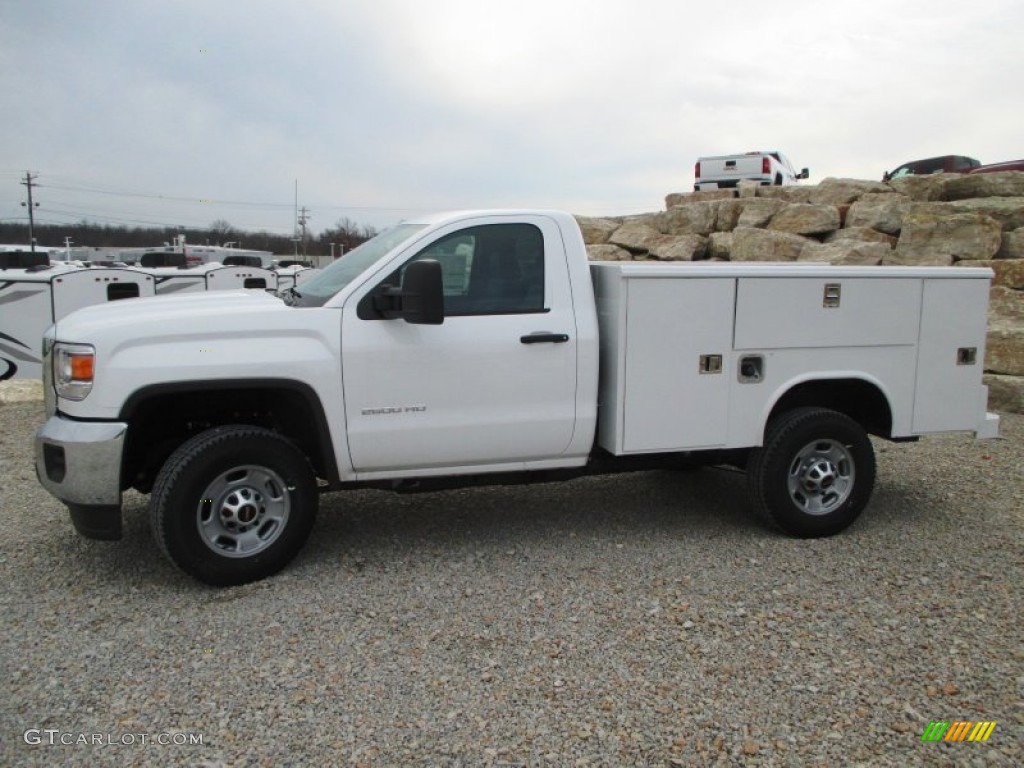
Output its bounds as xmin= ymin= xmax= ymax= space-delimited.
xmin=35 ymin=415 xmax=127 ymax=540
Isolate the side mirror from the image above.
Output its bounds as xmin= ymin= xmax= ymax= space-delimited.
xmin=798 ymin=168 xmax=810 ymax=180
xmin=401 ymin=259 xmax=444 ymax=325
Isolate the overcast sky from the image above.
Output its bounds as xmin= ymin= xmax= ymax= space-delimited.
xmin=1 ymin=0 xmax=1021 ymax=241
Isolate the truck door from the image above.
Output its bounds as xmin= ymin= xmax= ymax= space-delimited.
xmin=341 ymin=215 xmax=579 ymax=473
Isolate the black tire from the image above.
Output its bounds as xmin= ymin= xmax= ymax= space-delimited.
xmin=774 ymin=173 xmax=783 ymax=186
xmin=747 ymin=408 xmax=875 ymax=538
xmin=150 ymin=425 xmax=317 ymax=586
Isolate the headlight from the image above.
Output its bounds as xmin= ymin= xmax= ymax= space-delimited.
xmin=54 ymin=343 xmax=96 ymax=401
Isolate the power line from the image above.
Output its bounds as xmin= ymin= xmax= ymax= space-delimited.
xmin=34 ymin=177 xmax=434 ymax=214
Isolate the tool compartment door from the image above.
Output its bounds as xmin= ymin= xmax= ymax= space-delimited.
xmin=621 ymin=278 xmax=735 ymax=452
xmin=734 ymin=277 xmax=921 ymax=349
xmin=912 ymin=278 xmax=990 ymax=433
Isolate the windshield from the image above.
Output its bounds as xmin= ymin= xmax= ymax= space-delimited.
xmin=289 ymin=223 xmax=426 ymax=307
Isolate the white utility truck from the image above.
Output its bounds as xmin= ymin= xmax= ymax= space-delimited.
xmin=34 ymin=210 xmax=999 ymax=585
xmin=695 ymin=151 xmax=809 ymax=191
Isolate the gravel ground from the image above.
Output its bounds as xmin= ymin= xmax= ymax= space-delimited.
xmin=1 ymin=399 xmax=1021 ymax=767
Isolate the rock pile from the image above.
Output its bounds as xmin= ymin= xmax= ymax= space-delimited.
xmin=577 ymin=173 xmax=1024 ymax=413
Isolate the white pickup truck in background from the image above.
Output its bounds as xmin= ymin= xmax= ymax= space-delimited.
xmin=34 ymin=210 xmax=999 ymax=585
xmin=695 ymin=151 xmax=810 ymax=191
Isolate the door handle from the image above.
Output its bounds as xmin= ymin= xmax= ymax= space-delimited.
xmin=520 ymin=332 xmax=570 ymax=344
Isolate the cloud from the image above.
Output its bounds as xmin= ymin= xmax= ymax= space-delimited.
xmin=1 ymin=0 xmax=1022 ymax=236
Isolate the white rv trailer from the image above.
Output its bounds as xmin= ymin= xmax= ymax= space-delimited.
xmin=0 ymin=264 xmax=155 ymax=380
xmin=141 ymin=263 xmax=278 ymax=295
xmin=116 ymin=235 xmax=273 ymax=268
xmin=204 ymin=265 xmax=278 ymax=292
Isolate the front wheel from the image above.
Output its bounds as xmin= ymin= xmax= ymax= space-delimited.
xmin=150 ymin=425 xmax=318 ymax=586
xmin=747 ymin=408 xmax=875 ymax=538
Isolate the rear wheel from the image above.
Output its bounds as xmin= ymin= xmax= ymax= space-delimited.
xmin=150 ymin=425 xmax=317 ymax=586
xmin=747 ymin=408 xmax=875 ymax=538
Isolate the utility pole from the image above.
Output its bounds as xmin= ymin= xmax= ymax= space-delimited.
xmin=20 ymin=172 xmax=40 ymax=253
xmin=297 ymin=206 xmax=311 ymax=257
xmin=293 ymin=179 xmax=299 ymax=256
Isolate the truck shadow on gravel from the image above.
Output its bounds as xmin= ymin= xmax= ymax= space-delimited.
xmin=300 ymin=468 xmax=765 ymax=564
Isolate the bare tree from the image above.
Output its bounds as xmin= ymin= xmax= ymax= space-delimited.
xmin=209 ymin=219 xmax=236 ymax=242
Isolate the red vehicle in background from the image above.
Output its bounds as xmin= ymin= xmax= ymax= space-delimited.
xmin=882 ymin=155 xmax=979 ymax=181
xmin=969 ymin=159 xmax=1024 ymax=174
xmin=883 ymin=155 xmax=1024 ymax=181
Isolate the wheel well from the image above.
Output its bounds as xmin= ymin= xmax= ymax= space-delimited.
xmin=767 ymin=379 xmax=892 ymax=438
xmin=120 ymin=381 xmax=337 ymax=493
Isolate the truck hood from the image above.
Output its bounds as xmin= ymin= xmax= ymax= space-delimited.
xmin=54 ymin=290 xmax=289 ymax=340
xmin=52 ymin=290 xmax=342 ymax=420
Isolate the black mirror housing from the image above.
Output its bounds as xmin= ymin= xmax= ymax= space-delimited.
xmin=401 ymin=259 xmax=444 ymax=325
xmin=798 ymin=168 xmax=810 ymax=180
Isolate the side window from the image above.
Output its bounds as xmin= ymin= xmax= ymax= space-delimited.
xmin=395 ymin=223 xmax=546 ymax=316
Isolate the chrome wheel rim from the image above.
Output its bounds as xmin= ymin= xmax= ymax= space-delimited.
xmin=197 ymin=465 xmax=290 ymax=557
xmin=786 ymin=439 xmax=855 ymax=516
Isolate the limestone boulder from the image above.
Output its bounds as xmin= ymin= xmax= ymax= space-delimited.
xmin=985 ymin=287 xmax=1024 ymax=376
xmin=984 ymin=374 xmax=1024 ymax=413
xmin=707 ymin=232 xmax=732 ymax=260
xmin=768 ymin=203 xmax=841 ymax=236
xmin=730 ymin=227 xmax=810 ymax=262
xmin=800 ymin=241 xmax=889 ymax=266
xmin=892 ymin=210 xmax=1002 ymax=264
xmin=649 ymin=234 xmax=708 ymax=261
xmin=846 ymin=193 xmax=910 ymax=235
xmin=947 ymin=198 xmax=1024 ymax=231
xmin=663 ymin=202 xmax=718 ymax=235
xmin=737 ymin=180 xmax=760 ymax=198
xmin=586 ymin=244 xmax=633 ymax=261
xmin=714 ymin=199 xmax=745 ymax=232
xmin=944 ymin=172 xmax=1024 ymax=201
xmin=810 ymin=178 xmax=892 ymax=205
xmin=666 ymin=190 xmax=735 ymax=208
xmin=824 ymin=227 xmax=897 ymax=248
xmin=887 ymin=173 xmax=958 ymax=202
xmin=736 ymin=199 xmax=786 ymax=228
xmin=608 ymin=220 xmax=664 ymax=254
xmin=988 ymin=285 xmax=1024 ymax=322
xmin=986 ymin=328 xmax=1024 ymax=377
xmin=754 ymin=186 xmax=816 ymax=203
xmin=997 ymin=229 xmax=1024 ymax=259
xmin=575 ymin=216 xmax=620 ymax=245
